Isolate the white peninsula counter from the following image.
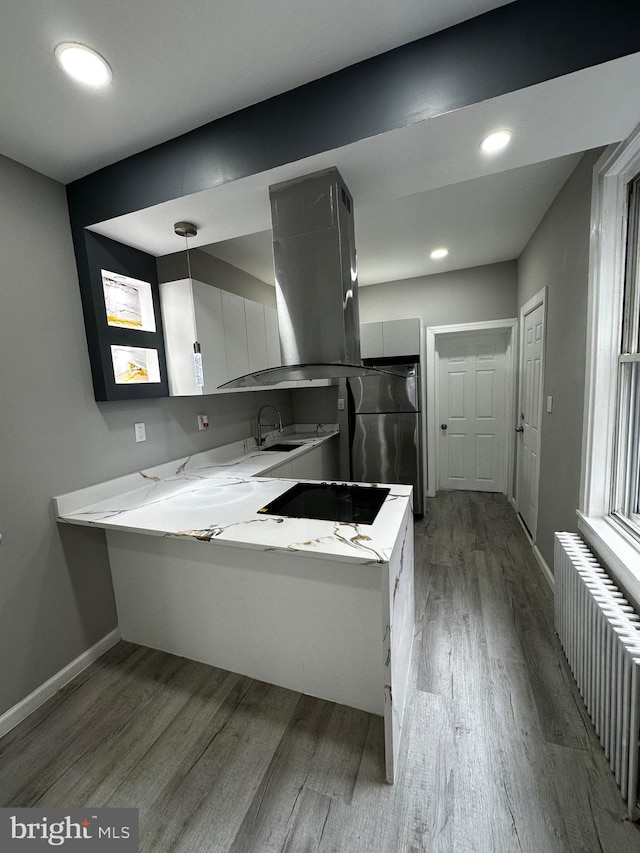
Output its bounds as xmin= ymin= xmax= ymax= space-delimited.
xmin=55 ymin=428 xmax=415 ymax=783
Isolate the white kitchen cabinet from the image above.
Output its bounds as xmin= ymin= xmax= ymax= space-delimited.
xmin=292 ymin=436 xmax=340 ymax=480
xmin=263 ymin=435 xmax=339 ymax=481
xmin=360 ymin=322 xmax=384 ymax=359
xmin=383 ymin=318 xmax=421 ymax=356
xmin=160 ymin=279 xmax=228 ymax=395
xmin=263 ymin=459 xmax=293 ymax=478
xmin=291 ymin=445 xmax=325 ymax=480
xmin=161 ymin=278 xmax=330 ymax=394
xmin=221 ymin=290 xmax=250 ymax=379
xmin=360 ymin=318 xmax=421 ymax=359
xmin=245 ymin=300 xmax=268 ymax=373
xmin=321 ymin=435 xmax=341 ymax=480
xmin=161 ymin=279 xmax=286 ymax=395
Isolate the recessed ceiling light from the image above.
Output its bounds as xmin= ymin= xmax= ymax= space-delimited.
xmin=480 ymin=129 xmax=512 ymax=154
xmin=55 ymin=43 xmax=112 ymax=87
xmin=430 ymin=248 xmax=449 ymax=260
xmin=481 ymin=129 xmax=512 ymax=153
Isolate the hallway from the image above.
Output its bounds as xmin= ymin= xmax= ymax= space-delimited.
xmin=1 ymin=492 xmax=639 ymax=851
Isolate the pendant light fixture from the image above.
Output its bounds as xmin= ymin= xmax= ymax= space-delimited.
xmin=174 ymin=221 xmax=203 ymax=387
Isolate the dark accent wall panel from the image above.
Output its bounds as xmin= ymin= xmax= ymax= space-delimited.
xmin=82 ymin=232 xmax=168 ymax=401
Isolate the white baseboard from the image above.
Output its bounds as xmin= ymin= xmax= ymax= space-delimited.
xmin=509 ymin=502 xmax=554 ymax=591
xmin=0 ymin=628 xmax=121 ymax=739
xmin=514 ymin=510 xmax=533 ymax=543
xmin=533 ymin=544 xmax=555 ymax=591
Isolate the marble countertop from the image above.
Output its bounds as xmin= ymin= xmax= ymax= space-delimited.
xmin=55 ymin=426 xmax=413 ymax=565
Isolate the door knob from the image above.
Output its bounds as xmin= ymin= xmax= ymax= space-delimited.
xmin=515 ymin=426 xmax=524 ymax=432
xmin=441 ymin=423 xmax=447 ymax=431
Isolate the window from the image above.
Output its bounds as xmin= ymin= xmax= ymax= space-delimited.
xmin=612 ymin=175 xmax=640 ymax=538
xmin=579 ymin=124 xmax=640 ymax=606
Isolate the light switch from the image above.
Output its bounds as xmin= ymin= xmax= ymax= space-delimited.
xmin=197 ymin=414 xmax=209 ymax=430
xmin=134 ymin=422 xmax=146 ymax=442
xmin=546 ymin=396 xmax=553 ymax=414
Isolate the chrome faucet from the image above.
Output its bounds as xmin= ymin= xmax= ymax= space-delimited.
xmin=256 ymin=404 xmax=283 ymax=447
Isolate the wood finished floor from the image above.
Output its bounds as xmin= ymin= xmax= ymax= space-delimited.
xmin=2 ymin=491 xmax=640 ymax=851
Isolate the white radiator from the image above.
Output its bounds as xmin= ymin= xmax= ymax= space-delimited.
xmin=554 ymin=532 xmax=640 ymax=820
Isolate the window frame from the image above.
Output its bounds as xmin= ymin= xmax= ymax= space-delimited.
xmin=579 ymin=124 xmax=640 ymax=608
xmin=611 ymin=176 xmax=640 ymax=535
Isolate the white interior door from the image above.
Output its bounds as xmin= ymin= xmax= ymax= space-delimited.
xmin=516 ymin=299 xmax=545 ymax=538
xmin=438 ymin=333 xmax=507 ymax=491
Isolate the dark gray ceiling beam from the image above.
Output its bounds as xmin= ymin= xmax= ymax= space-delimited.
xmin=67 ymin=0 xmax=640 ymax=229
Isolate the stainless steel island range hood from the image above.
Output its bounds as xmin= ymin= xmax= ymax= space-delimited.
xmin=220 ymin=167 xmax=380 ymax=388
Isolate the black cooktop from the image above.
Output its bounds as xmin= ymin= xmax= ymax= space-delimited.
xmin=258 ymin=482 xmax=390 ymax=525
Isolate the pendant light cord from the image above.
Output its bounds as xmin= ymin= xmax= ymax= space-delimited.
xmin=174 ymin=221 xmax=198 ymax=281
xmin=185 ymin=232 xmax=193 ymax=282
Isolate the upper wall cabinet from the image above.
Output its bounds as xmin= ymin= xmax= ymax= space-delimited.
xmin=360 ymin=318 xmax=422 ymax=359
xmin=245 ymin=298 xmax=268 ymax=373
xmin=160 ymin=279 xmax=283 ymax=395
xmin=221 ymin=290 xmax=251 ymax=379
xmin=160 ymin=279 xmax=226 ymax=395
xmin=360 ymin=322 xmax=384 ymax=359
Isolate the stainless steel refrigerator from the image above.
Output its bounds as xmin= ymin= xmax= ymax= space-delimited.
xmin=347 ymin=361 xmax=424 ymax=515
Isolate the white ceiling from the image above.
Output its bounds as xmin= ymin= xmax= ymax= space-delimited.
xmin=4 ymin=1 xmax=640 ymax=285
xmin=0 ymin=0 xmax=511 ymax=183
xmin=197 ymin=156 xmax=584 ymax=287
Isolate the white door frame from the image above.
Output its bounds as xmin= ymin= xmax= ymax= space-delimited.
xmin=425 ymin=319 xmax=518 ymax=498
xmin=515 ymin=286 xmax=547 ymax=541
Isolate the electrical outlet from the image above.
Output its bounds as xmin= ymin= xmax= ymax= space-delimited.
xmin=337 ymin=398 xmax=345 ymax=411
xmin=134 ymin=422 xmax=146 ymax=442
xmin=197 ymin=414 xmax=209 ymax=430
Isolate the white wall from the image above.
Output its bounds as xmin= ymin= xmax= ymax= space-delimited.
xmin=358 ymin=261 xmax=518 ymax=326
xmin=0 ymin=155 xmax=293 ymax=718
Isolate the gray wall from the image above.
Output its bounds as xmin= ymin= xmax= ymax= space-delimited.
xmin=0 ymin=155 xmax=293 ymax=718
xmin=157 ymin=249 xmax=276 ymax=307
xmin=358 ymin=261 xmax=518 ymax=326
xmin=291 ymin=386 xmax=339 ymax=426
xmin=517 ymin=148 xmax=603 ymax=570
